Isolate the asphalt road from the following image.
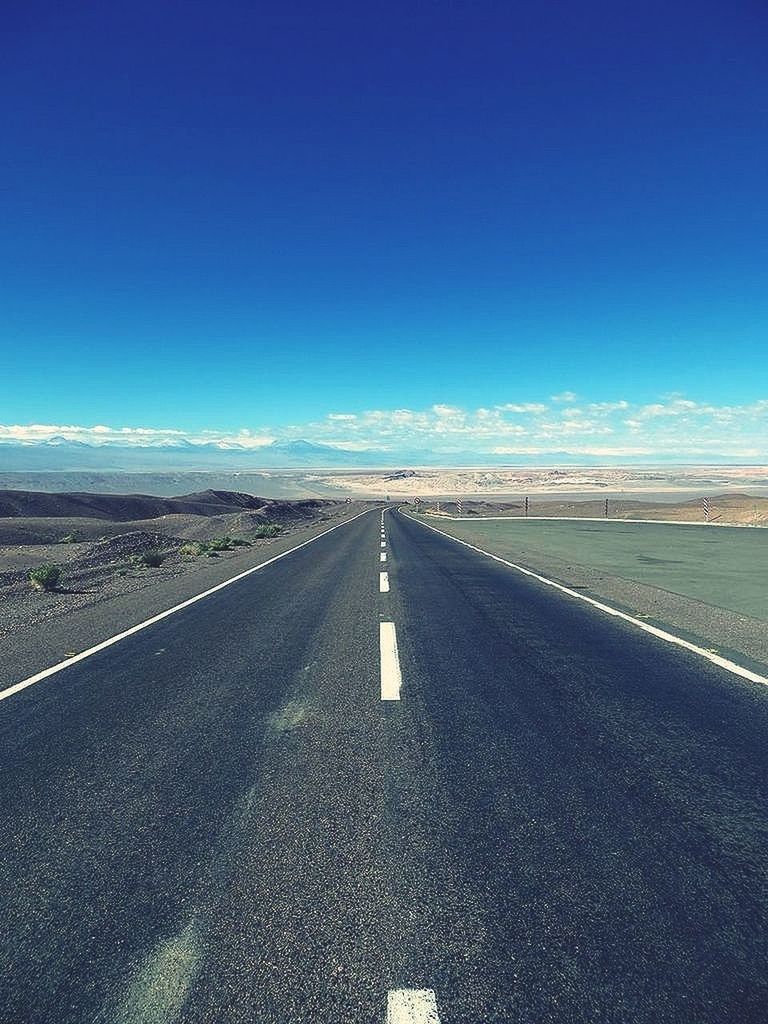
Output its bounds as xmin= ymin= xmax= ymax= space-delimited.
xmin=1 ymin=507 xmax=767 ymax=1023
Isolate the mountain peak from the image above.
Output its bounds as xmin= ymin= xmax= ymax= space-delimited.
xmin=269 ymin=439 xmax=335 ymax=452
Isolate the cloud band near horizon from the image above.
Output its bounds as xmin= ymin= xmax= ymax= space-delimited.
xmin=1 ymin=395 xmax=767 ymax=459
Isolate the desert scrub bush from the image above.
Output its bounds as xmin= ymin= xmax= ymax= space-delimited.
xmin=206 ymin=536 xmax=234 ymax=552
xmin=29 ymin=564 xmax=62 ymax=591
xmin=131 ymin=549 xmax=167 ymax=568
xmin=251 ymin=523 xmax=282 ymax=538
xmin=59 ymin=533 xmax=78 ymax=544
xmin=179 ymin=537 xmax=251 ymax=557
xmin=179 ymin=542 xmax=204 ymax=557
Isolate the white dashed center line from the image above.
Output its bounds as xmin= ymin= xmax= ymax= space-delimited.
xmin=380 ymin=552 xmax=387 ymax=562
xmin=379 ymin=571 xmax=390 ymax=593
xmin=381 ymin=540 xmax=386 ymax=548
xmin=386 ymin=989 xmax=441 ymax=1023
xmin=379 ymin=622 xmax=402 ymax=701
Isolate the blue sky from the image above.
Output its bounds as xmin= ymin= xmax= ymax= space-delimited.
xmin=2 ymin=1 xmax=767 ymax=458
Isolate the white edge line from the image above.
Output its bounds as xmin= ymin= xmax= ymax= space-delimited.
xmin=380 ymin=621 xmax=402 ymax=701
xmin=403 ymin=511 xmax=768 ymax=687
xmin=423 ymin=512 xmax=763 ymax=529
xmin=0 ymin=508 xmax=375 ymax=705
xmin=387 ymin=988 xmax=440 ymax=1023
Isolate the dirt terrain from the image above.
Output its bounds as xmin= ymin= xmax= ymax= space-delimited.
xmin=423 ymin=492 xmax=768 ymax=526
xmin=318 ymin=464 xmax=768 ymax=503
xmin=0 ymin=489 xmax=360 ymax=641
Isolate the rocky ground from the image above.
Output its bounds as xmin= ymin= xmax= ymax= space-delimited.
xmin=422 ymin=492 xmax=768 ymax=525
xmin=0 ymin=490 xmax=362 ymax=643
xmin=318 ymin=465 xmax=768 ymax=507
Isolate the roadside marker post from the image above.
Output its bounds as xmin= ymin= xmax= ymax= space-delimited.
xmin=604 ymin=498 xmax=609 ymax=518
xmin=703 ymin=496 xmax=711 ymax=521
xmin=524 ymin=496 xmax=529 ymax=517
xmin=456 ymin=497 xmax=463 ymax=515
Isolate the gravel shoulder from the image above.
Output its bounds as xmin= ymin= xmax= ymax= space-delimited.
xmin=1 ymin=504 xmax=372 ymax=689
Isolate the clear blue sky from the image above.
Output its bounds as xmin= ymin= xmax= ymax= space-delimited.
xmin=2 ymin=1 xmax=767 ymax=456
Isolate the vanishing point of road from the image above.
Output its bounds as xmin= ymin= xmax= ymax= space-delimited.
xmin=2 ymin=508 xmax=767 ymax=1023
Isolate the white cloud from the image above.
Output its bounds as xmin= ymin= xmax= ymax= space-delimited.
xmin=496 ymin=402 xmax=548 ymax=414
xmin=587 ymin=400 xmax=629 ymax=413
xmin=551 ymin=391 xmax=578 ymax=403
xmin=2 ymin=394 xmax=766 ymax=459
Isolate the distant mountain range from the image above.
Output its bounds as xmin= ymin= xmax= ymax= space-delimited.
xmin=0 ymin=436 xmax=755 ymax=471
xmin=0 ymin=438 xmax=383 ymax=471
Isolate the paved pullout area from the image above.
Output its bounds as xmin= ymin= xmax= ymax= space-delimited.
xmin=414 ymin=513 xmax=768 ymax=674
xmin=2 ymin=508 xmax=767 ymax=1022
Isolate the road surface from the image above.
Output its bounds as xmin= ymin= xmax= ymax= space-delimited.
xmin=1 ymin=508 xmax=767 ymax=1023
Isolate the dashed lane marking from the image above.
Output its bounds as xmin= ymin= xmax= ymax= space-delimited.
xmin=386 ymin=989 xmax=440 ymax=1023
xmin=379 ymin=571 xmax=390 ymax=593
xmin=380 ymin=552 xmax=387 ymax=562
xmin=380 ymin=622 xmax=402 ymax=701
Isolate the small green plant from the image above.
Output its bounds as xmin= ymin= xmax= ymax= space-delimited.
xmin=206 ymin=536 xmax=234 ymax=551
xmin=179 ymin=542 xmax=204 ymax=557
xmin=252 ymin=523 xmax=282 ymax=538
xmin=179 ymin=536 xmax=253 ymax=558
xmin=132 ymin=549 xmax=167 ymax=568
xmin=29 ymin=564 xmax=62 ymax=591
xmin=180 ymin=537 xmax=251 ymax=557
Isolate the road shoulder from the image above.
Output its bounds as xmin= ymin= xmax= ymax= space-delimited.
xmin=2 ymin=506 xmax=372 ymax=689
xmin=402 ymin=510 xmax=768 ymax=678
